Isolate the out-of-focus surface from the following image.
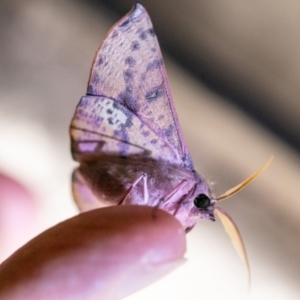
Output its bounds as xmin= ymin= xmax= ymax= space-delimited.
xmin=0 ymin=0 xmax=299 ymax=299
xmin=0 ymin=173 xmax=37 ymax=261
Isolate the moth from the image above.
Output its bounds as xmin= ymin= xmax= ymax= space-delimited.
xmin=70 ymin=3 xmax=272 ymax=275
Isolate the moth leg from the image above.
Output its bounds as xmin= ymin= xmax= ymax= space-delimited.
xmin=172 ymin=195 xmax=189 ymax=217
xmin=153 ymin=180 xmax=188 ymax=217
xmin=142 ymin=173 xmax=149 ymax=205
xmin=118 ymin=173 xmax=149 ymax=205
xmin=160 ymin=179 xmax=188 ymax=206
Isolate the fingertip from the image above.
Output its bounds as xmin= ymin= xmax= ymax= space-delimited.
xmin=0 ymin=205 xmax=186 ymax=299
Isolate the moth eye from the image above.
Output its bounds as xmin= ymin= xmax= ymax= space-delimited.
xmin=194 ymin=194 xmax=211 ymax=209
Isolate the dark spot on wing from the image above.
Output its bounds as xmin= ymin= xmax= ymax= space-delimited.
xmin=139 ymin=28 xmax=156 ymax=40
xmin=125 ymin=56 xmax=136 ymax=67
xmin=145 ymin=85 xmax=164 ymax=103
xmin=151 ymin=139 xmax=158 ymax=144
xmin=140 ymin=73 xmax=146 ymax=82
xmin=106 ymin=109 xmax=113 ymax=114
xmin=147 ymin=59 xmax=163 ymax=71
xmin=123 ymin=69 xmax=134 ymax=85
xmin=92 ymin=74 xmax=100 ymax=86
xmin=124 ymin=94 xmax=140 ymax=113
xmin=162 ymin=124 xmax=174 ymax=138
xmin=97 ymin=57 xmax=103 ymax=66
xmin=119 ymin=19 xmax=130 ymax=28
xmin=149 ymin=28 xmax=156 ymax=36
xmin=118 ymin=90 xmax=140 ymax=113
xmin=108 ymin=117 xmax=114 ymax=125
xmin=111 ymin=30 xmax=118 ymax=38
xmin=158 ymin=114 xmax=164 ymax=120
xmin=142 ymin=131 xmax=150 ymax=137
xmin=131 ymin=40 xmax=140 ymax=51
xmin=139 ymin=30 xmax=147 ymax=40
xmin=151 ymin=48 xmax=156 ymax=53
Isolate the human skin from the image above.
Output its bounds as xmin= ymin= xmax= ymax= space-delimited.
xmin=0 ymin=173 xmax=36 ymax=261
xmin=0 ymin=175 xmax=186 ymax=300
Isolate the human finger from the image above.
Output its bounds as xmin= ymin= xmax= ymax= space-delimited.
xmin=0 ymin=205 xmax=186 ymax=299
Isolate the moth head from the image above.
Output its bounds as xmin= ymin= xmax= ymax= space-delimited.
xmin=189 ymin=192 xmax=216 ymax=225
xmin=190 ymin=156 xmax=273 ymax=225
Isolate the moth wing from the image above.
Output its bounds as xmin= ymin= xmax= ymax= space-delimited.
xmin=71 ymin=169 xmax=107 ymax=212
xmin=85 ymin=3 xmax=193 ymax=168
xmin=70 ymin=95 xmax=180 ymax=163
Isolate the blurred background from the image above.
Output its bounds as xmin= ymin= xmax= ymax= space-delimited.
xmin=0 ymin=0 xmax=299 ymax=299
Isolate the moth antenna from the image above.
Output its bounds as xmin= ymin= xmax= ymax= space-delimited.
xmin=215 ymin=207 xmax=251 ymax=286
xmin=216 ymin=156 xmax=273 ymax=201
